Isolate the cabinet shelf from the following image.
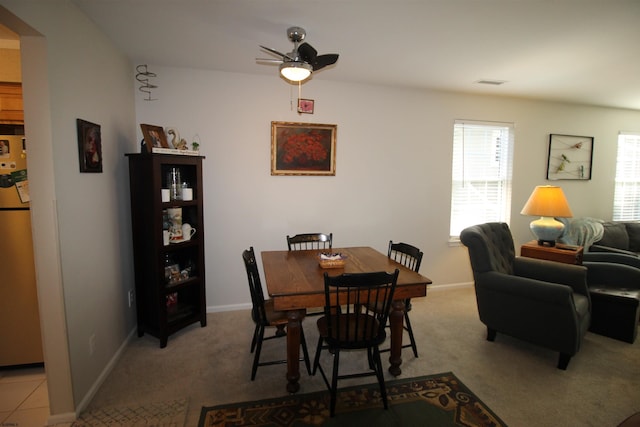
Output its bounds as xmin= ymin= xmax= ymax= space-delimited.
xmin=162 ymin=200 xmax=198 ymax=208
xmin=163 ymin=239 xmax=199 ymax=251
xmin=127 ymin=153 xmax=207 ymax=348
xmin=165 ymin=276 xmax=199 ymax=291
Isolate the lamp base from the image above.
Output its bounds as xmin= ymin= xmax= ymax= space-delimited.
xmin=530 ymin=216 xmax=565 ymax=247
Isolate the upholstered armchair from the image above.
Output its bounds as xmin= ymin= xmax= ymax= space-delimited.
xmin=460 ymin=222 xmax=591 ymax=370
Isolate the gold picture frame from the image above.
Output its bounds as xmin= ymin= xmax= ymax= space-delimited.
xmin=271 ymin=121 xmax=337 ymax=176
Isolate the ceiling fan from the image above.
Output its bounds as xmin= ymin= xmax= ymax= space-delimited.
xmin=257 ymin=26 xmax=339 ymax=82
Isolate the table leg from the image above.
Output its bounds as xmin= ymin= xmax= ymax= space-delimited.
xmin=285 ymin=309 xmax=304 ymax=393
xmin=388 ymin=299 xmax=405 ymax=376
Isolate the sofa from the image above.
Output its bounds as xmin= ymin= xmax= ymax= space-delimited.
xmin=589 ymin=221 xmax=640 ymax=256
xmin=559 ymin=219 xmax=640 ymax=343
xmin=559 ymin=218 xmax=640 ymax=268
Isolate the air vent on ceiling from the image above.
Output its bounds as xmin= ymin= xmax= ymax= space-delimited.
xmin=476 ymin=79 xmax=507 ymax=85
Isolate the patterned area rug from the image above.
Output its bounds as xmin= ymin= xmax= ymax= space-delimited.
xmin=71 ymin=398 xmax=187 ymax=427
xmin=198 ymin=372 xmax=506 ymax=427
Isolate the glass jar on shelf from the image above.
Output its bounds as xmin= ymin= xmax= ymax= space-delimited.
xmin=167 ymin=167 xmax=181 ymax=200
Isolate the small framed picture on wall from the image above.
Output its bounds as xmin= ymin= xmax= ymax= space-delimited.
xmin=76 ymin=119 xmax=103 ymax=173
xmin=297 ymin=98 xmax=314 ymax=114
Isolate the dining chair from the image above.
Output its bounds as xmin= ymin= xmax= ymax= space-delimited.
xmin=242 ymin=247 xmax=311 ymax=380
xmin=312 ymin=269 xmax=399 ymax=417
xmin=286 ymin=232 xmax=333 ymax=251
xmin=367 ymin=240 xmax=423 ymax=357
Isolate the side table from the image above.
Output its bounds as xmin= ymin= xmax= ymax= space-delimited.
xmin=520 ymin=240 xmax=583 ymax=265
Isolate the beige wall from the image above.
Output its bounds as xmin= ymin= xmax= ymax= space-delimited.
xmin=0 ymin=0 xmax=137 ymax=421
xmin=134 ymin=66 xmax=640 ymax=310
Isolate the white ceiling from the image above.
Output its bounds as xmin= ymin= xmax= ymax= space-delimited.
xmin=70 ymin=1 xmax=639 ymax=110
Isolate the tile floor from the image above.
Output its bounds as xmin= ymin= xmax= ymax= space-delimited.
xmin=0 ymin=365 xmax=51 ymax=427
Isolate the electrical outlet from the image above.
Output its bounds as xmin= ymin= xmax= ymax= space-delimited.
xmin=128 ymin=289 xmax=134 ymax=308
xmin=89 ymin=334 xmax=96 ymax=355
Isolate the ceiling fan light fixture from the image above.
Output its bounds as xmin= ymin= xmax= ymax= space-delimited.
xmin=279 ymin=61 xmax=312 ymax=82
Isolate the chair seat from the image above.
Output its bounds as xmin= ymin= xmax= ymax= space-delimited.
xmin=317 ymin=313 xmax=383 ymax=347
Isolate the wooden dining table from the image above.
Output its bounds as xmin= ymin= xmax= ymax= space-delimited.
xmin=261 ymin=246 xmax=432 ymax=393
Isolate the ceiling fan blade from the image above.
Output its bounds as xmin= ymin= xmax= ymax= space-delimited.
xmin=255 ymin=58 xmax=283 ymax=63
xmin=299 ymin=42 xmax=338 ymax=71
xmin=259 ymin=45 xmax=294 ymax=61
xmin=298 ymin=42 xmax=318 ymax=63
xmin=312 ymin=53 xmax=339 ymax=71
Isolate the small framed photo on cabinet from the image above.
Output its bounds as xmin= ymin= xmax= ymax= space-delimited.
xmin=77 ymin=119 xmax=102 ymax=173
xmin=140 ymin=123 xmax=169 ymax=153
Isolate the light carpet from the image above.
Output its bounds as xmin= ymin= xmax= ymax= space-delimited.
xmin=71 ymin=398 xmax=187 ymax=427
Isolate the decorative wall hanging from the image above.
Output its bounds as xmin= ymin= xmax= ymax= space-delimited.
xmin=76 ymin=119 xmax=102 ymax=173
xmin=271 ymin=121 xmax=336 ymax=176
xmin=135 ymin=64 xmax=157 ymax=101
xmin=546 ymin=134 xmax=593 ymax=180
xmin=297 ymin=98 xmax=314 ymax=114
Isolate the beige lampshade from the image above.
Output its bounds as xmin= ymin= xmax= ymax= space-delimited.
xmin=520 ymin=185 xmax=573 ymax=218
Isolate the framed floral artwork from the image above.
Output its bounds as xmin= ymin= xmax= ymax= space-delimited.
xmin=546 ymin=134 xmax=593 ymax=180
xmin=271 ymin=121 xmax=337 ymax=176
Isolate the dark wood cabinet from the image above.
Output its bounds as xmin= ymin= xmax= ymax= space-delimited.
xmin=126 ymin=153 xmax=206 ymax=347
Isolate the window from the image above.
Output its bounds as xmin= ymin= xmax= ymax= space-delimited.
xmin=613 ymin=132 xmax=640 ymax=220
xmin=450 ymin=120 xmax=514 ymax=238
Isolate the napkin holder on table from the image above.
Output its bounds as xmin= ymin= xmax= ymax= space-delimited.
xmin=318 ymin=253 xmax=346 ymax=269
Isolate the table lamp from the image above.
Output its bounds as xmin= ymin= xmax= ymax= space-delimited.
xmin=520 ymin=185 xmax=573 ymax=246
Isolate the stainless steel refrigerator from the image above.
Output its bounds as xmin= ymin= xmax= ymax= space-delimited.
xmin=0 ymin=134 xmax=43 ymax=366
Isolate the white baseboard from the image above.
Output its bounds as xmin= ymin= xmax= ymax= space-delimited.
xmin=69 ymin=327 xmax=138 ymax=419
xmin=47 ymin=411 xmax=78 ymax=425
xmin=428 ymin=282 xmax=474 ymax=291
xmin=207 ymin=302 xmax=252 ymax=313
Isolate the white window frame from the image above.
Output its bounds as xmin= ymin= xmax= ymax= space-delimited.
xmin=449 ymin=120 xmax=514 ymax=239
xmin=613 ymin=132 xmax=640 ymax=221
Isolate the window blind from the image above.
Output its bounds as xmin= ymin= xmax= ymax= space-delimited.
xmin=450 ymin=120 xmax=514 ymax=237
xmin=613 ymin=132 xmax=640 ymax=220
